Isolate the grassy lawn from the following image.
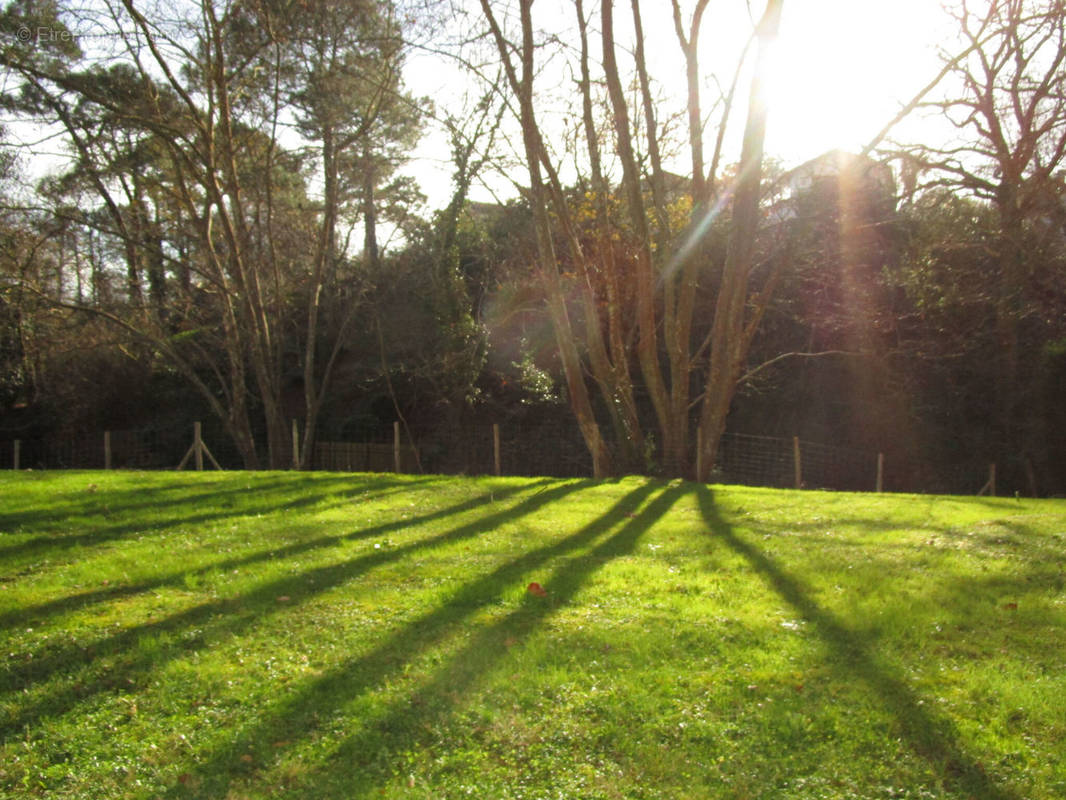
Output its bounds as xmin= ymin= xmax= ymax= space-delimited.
xmin=1 ymin=471 xmax=1065 ymax=799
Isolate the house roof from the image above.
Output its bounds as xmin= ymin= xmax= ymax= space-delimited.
xmin=784 ymin=149 xmax=896 ymax=197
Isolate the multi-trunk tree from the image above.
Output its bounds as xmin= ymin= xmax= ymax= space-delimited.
xmin=475 ymin=0 xmax=784 ymax=478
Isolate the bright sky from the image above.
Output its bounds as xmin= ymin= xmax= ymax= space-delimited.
xmin=765 ymin=0 xmax=950 ymax=164
xmin=405 ymin=0 xmax=955 ymax=207
xmin=4 ymin=0 xmax=959 ymax=223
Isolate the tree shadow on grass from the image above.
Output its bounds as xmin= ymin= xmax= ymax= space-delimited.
xmin=695 ymin=484 xmax=1020 ymax=800
xmin=0 ymin=474 xmax=441 ymax=567
xmin=0 ymin=475 xmax=227 ymax=525
xmin=161 ymin=480 xmax=684 ymax=799
xmin=0 ymin=475 xmax=501 ymax=632
xmin=0 ymin=479 xmax=581 ymax=739
xmin=1 ymin=474 xmax=303 ymax=531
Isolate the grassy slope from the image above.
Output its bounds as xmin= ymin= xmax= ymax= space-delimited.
xmin=1 ymin=470 xmax=1065 ymax=799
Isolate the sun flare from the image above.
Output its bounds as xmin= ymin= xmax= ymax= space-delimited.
xmin=763 ymin=0 xmax=945 ymax=164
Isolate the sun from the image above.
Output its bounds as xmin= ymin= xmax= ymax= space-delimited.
xmin=763 ymin=0 xmax=947 ymax=164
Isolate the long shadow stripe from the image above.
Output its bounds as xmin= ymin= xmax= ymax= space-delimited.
xmin=162 ymin=480 xmax=678 ymax=799
xmin=0 ymin=479 xmax=585 ymax=739
xmin=1 ymin=475 xmax=316 ymax=536
xmin=2 ymin=473 xmax=442 ymax=530
xmin=0 ymin=476 xmax=440 ymax=567
xmin=318 ymin=483 xmax=687 ymax=798
xmin=695 ymin=484 xmax=1018 ymax=800
xmin=0 ymin=478 xmax=544 ymax=632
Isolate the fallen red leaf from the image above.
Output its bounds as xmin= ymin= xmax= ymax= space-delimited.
xmin=527 ymin=582 xmax=547 ymax=597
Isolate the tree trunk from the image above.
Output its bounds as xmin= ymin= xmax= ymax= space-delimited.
xmin=697 ymin=0 xmax=783 ymax=481
xmin=363 ymin=147 xmax=380 ymax=272
xmin=601 ymin=0 xmax=673 ymax=468
xmin=526 ymin=0 xmax=610 ymax=475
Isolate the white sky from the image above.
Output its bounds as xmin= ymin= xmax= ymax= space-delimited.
xmin=765 ymin=0 xmax=951 ymax=162
xmin=4 ymin=0 xmax=960 ymax=220
xmin=403 ymin=0 xmax=956 ymax=208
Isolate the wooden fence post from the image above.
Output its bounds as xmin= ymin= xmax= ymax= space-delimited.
xmin=393 ymin=421 xmax=401 ymax=473
xmin=177 ymin=422 xmax=221 ymax=471
xmin=194 ymin=421 xmax=204 ymax=471
xmin=876 ymin=452 xmax=884 ymax=493
xmin=291 ymin=419 xmax=300 ymax=470
xmin=696 ymin=426 xmax=703 ymax=483
xmin=493 ymin=423 xmax=501 ymax=476
xmin=13 ymin=439 xmax=19 ymax=471
xmin=104 ymin=431 xmax=112 ymax=470
xmin=792 ymin=436 xmax=802 ymax=489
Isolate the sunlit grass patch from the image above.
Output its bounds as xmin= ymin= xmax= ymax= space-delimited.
xmin=1 ymin=471 xmax=1065 ymax=798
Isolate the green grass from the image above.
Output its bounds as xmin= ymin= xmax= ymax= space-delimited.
xmin=1 ymin=471 xmax=1065 ymax=799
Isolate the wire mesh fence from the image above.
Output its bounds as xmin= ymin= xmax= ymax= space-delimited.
xmin=789 ymin=436 xmax=880 ymax=492
xmin=415 ymin=420 xmax=592 ymax=478
xmin=715 ymin=433 xmax=793 ymax=489
xmin=313 ymin=438 xmax=418 ymax=473
xmin=0 ymin=420 xmax=1000 ymax=495
xmin=715 ymin=433 xmax=878 ymax=491
xmin=0 ymin=423 xmax=229 ymax=472
xmin=6 ymin=433 xmax=107 ymax=471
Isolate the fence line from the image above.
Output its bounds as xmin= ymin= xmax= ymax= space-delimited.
xmin=714 ymin=431 xmax=884 ymax=493
xmin=1 ymin=420 xmax=1000 ymax=496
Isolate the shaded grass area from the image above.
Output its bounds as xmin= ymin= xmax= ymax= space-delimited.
xmin=1 ymin=471 xmax=1065 ymax=799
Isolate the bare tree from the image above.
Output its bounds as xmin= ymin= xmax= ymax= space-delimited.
xmin=888 ymin=0 xmax=1066 ymax=486
xmin=474 ymin=0 xmax=783 ymax=478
